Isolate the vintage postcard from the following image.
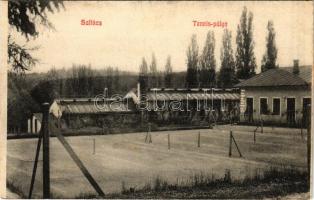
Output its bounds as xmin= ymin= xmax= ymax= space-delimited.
xmin=1 ymin=0 xmax=313 ymax=199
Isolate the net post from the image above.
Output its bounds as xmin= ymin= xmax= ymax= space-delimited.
xmin=229 ymin=131 xmax=232 ymax=157
xmin=42 ymin=102 xmax=50 ymax=199
xmin=307 ymin=104 xmax=311 ymax=183
xmin=197 ymin=131 xmax=200 ymax=148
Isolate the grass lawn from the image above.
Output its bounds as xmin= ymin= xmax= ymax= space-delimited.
xmin=7 ymin=125 xmax=308 ymax=198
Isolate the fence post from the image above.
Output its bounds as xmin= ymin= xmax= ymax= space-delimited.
xmin=30 ymin=115 xmax=33 ymax=134
xmin=229 ymin=131 xmax=232 ymax=157
xmin=254 ymin=130 xmax=256 ymax=144
xmin=232 ymin=133 xmax=243 ymax=157
xmin=42 ymin=102 xmax=50 ymax=199
xmin=145 ymin=128 xmax=148 ymax=143
xmin=149 ymin=123 xmax=152 ymax=143
xmin=261 ymin=119 xmax=263 ymax=133
xmin=197 ymin=131 xmax=200 ymax=148
xmin=300 ymin=119 xmax=304 ymax=140
xmin=307 ymin=104 xmax=311 ymax=183
xmin=28 ymin=131 xmax=43 ymax=198
xmin=93 ymin=138 xmax=95 ymax=155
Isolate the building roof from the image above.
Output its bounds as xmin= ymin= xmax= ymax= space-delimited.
xmin=33 ymin=113 xmax=43 ymax=122
xmin=235 ymin=68 xmax=309 ymax=88
xmin=50 ymin=98 xmax=133 ymax=116
xmin=146 ymin=91 xmax=239 ymax=101
xmin=125 ymin=88 xmax=240 ymax=103
xmin=282 ymin=65 xmax=312 ymax=84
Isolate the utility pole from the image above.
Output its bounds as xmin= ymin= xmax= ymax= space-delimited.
xmin=42 ymin=103 xmax=50 ymax=199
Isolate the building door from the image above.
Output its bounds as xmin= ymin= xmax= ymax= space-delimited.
xmin=246 ymin=98 xmax=253 ymax=122
xmin=287 ymin=98 xmax=296 ymax=125
xmin=302 ymin=98 xmax=311 ymax=127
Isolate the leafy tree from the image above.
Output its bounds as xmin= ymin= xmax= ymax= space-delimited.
xmin=261 ymin=21 xmax=278 ymax=72
xmin=157 ymin=71 xmax=163 ymax=88
xmin=46 ymin=66 xmax=59 ymax=80
xmin=139 ymin=57 xmax=149 ymax=93
xmin=30 ymin=80 xmax=56 ymax=105
xmin=186 ymin=34 xmax=199 ymax=88
xmin=66 ymin=64 xmax=95 ymax=97
xmin=218 ymin=29 xmax=236 ymax=88
xmin=105 ymin=66 xmax=114 ymax=96
xmin=199 ymin=31 xmax=216 ymax=87
xmin=8 ymin=0 xmax=64 ymax=72
xmin=114 ymin=67 xmax=121 ymax=92
xmin=8 ymin=36 xmax=39 ymax=72
xmin=139 ymin=57 xmax=148 ymax=75
xmin=164 ymin=56 xmax=173 ymax=88
xmin=8 ymin=73 xmax=41 ymax=132
xmin=149 ymin=53 xmax=158 ymax=87
xmin=235 ymin=7 xmax=256 ymax=79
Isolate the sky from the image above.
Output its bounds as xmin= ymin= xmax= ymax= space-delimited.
xmin=11 ymin=1 xmax=313 ymax=73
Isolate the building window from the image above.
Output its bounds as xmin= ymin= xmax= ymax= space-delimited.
xmin=272 ymin=98 xmax=280 ymax=115
xmin=260 ymin=98 xmax=268 ymax=114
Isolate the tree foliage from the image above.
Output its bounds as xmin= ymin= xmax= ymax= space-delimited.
xmin=8 ymin=36 xmax=39 ymax=72
xmin=261 ymin=21 xmax=278 ymax=72
xmin=139 ymin=57 xmax=149 ymax=92
xmin=218 ymin=29 xmax=236 ymax=88
xmin=186 ymin=34 xmax=199 ymax=88
xmin=139 ymin=57 xmax=148 ymax=75
xmin=8 ymin=72 xmax=40 ymax=132
xmin=30 ymin=80 xmax=56 ymax=104
xmin=164 ymin=56 xmax=173 ymax=88
xmin=199 ymin=31 xmax=216 ymax=87
xmin=8 ymin=0 xmax=64 ymax=71
xmin=149 ymin=53 xmax=158 ymax=87
xmin=235 ymin=7 xmax=256 ymax=79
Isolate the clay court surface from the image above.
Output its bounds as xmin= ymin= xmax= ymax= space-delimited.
xmin=7 ymin=125 xmax=307 ymax=198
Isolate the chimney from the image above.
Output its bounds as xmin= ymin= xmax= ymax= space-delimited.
xmin=293 ymin=59 xmax=299 ymax=75
xmin=137 ymin=82 xmax=140 ymax=98
xmin=104 ymin=88 xmax=108 ymax=97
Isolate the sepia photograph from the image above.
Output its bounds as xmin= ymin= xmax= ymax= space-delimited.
xmin=3 ymin=0 xmax=313 ymax=199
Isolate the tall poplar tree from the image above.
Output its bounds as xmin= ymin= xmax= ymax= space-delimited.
xmin=235 ymin=7 xmax=256 ymax=79
xmin=218 ymin=29 xmax=236 ymax=88
xmin=186 ymin=34 xmax=199 ymax=88
xmin=261 ymin=21 xmax=278 ymax=72
xmin=164 ymin=56 xmax=173 ymax=88
xmin=199 ymin=31 xmax=216 ymax=87
xmin=139 ymin=57 xmax=148 ymax=92
xmin=149 ymin=53 xmax=158 ymax=87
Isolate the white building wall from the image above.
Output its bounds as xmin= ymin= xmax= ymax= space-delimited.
xmin=240 ymin=87 xmax=310 ymax=125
